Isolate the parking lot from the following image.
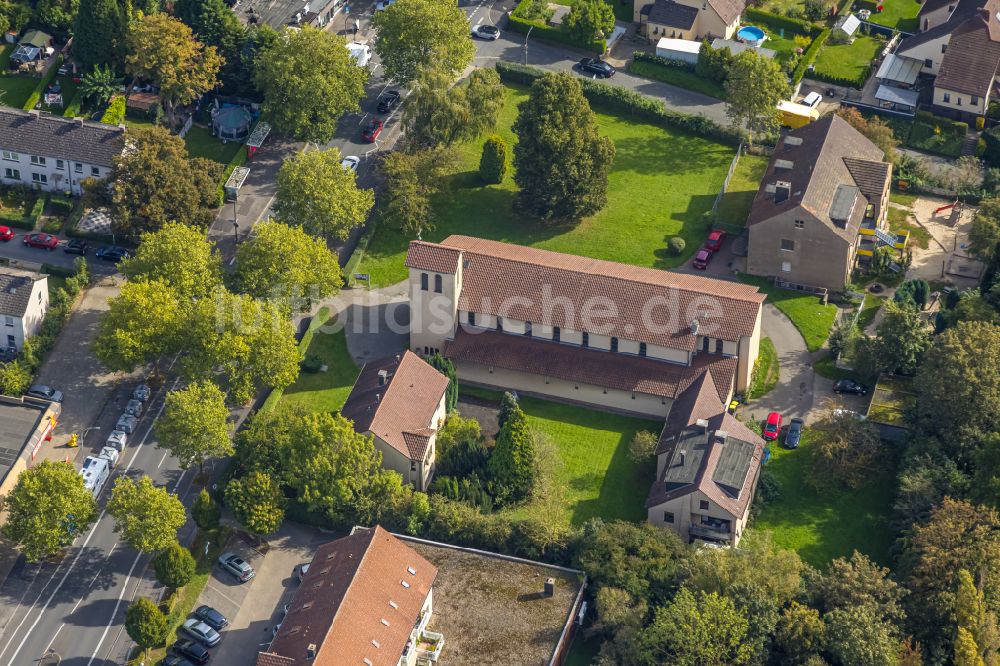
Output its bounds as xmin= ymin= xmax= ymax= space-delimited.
xmin=195 ymin=522 xmax=335 ymax=665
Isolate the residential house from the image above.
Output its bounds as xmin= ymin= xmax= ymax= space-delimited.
xmin=256 ymin=526 xmax=437 ymax=666
xmin=0 ymin=269 xmax=48 ymax=352
xmin=646 ymin=370 xmax=765 ymax=546
xmin=0 ymin=109 xmax=124 ymax=195
xmin=406 ymin=236 xmax=766 ymax=420
xmin=340 ymin=351 xmax=449 ymax=492
xmin=746 ymin=114 xmax=897 ymax=293
xmin=635 ymin=0 xmax=745 ymax=42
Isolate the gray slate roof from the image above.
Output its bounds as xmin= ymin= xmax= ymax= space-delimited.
xmin=0 ymin=270 xmax=45 ymax=317
xmin=643 ymin=0 xmax=699 ymax=29
xmin=0 ymin=109 xmax=124 ymax=168
xmin=935 ymin=5 xmax=1000 ymax=96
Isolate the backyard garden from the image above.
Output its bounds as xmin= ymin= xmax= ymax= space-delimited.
xmin=811 ymin=34 xmax=883 ymax=88
xmin=357 ymin=84 xmax=739 ymax=287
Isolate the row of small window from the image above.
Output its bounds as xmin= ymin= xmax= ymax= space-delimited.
xmin=5 ymin=169 xmax=51 ymax=184
xmin=469 ymin=311 xmax=650 ymax=355
xmin=419 ymin=273 xmax=442 ymax=293
xmin=662 ymin=501 xmax=712 ymax=524
xmin=1 ymin=152 xmax=99 ymax=176
xmin=941 ymin=92 xmax=978 ymax=107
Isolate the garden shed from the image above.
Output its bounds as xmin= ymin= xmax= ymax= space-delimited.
xmin=655 ymin=37 xmax=701 ymax=63
xmin=832 ymin=13 xmax=861 ymax=42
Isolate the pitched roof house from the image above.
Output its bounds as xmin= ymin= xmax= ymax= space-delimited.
xmin=635 ymin=0 xmax=745 ymax=42
xmin=0 ymin=269 xmax=48 ymax=352
xmin=341 ymin=351 xmax=449 ymax=491
xmin=256 ymin=526 xmax=437 ymax=666
xmin=746 ymin=115 xmax=897 ymax=293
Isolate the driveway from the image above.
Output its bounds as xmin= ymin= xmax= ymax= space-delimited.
xmin=743 ymin=303 xmax=817 ymax=426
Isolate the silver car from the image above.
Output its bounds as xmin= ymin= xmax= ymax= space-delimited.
xmin=106 ymin=430 xmax=128 ymax=452
xmin=115 ymin=414 xmax=138 ymax=434
xmin=132 ymin=384 xmax=151 ymax=402
xmin=125 ymin=399 xmax=144 ymax=417
xmin=181 ymin=618 xmax=221 ymax=647
xmin=218 ymin=552 xmax=255 ymax=583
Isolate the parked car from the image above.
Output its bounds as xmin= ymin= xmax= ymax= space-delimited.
xmin=341 ymin=155 xmax=360 ymax=173
xmin=27 ymin=384 xmax=63 ymax=403
xmin=785 ymin=417 xmax=804 ymax=449
xmin=106 ymin=430 xmax=128 ymax=452
xmin=472 ymin=23 xmax=501 ymax=40
xmin=361 ymin=118 xmax=384 ymax=143
xmin=98 ymin=446 xmax=120 ymax=468
xmin=95 ymin=246 xmax=130 ymax=263
xmin=833 ymin=379 xmax=869 ymax=395
xmin=124 ymin=399 xmax=144 ymax=417
xmin=577 ymin=58 xmax=615 ymax=77
xmin=182 ymin=618 xmax=221 ymax=647
xmin=692 ymin=249 xmax=712 ymax=270
xmin=763 ymin=411 xmax=782 ymax=441
xmin=63 ymin=239 xmax=89 ymax=255
xmin=704 ymin=230 xmax=727 ymax=252
xmin=193 ymin=605 xmax=229 ymax=631
xmin=0 ymin=346 xmax=17 ymax=362
xmin=162 ymin=655 xmax=198 ymax=666
xmin=23 ymin=233 xmax=58 ymax=250
xmin=0 ymin=225 xmax=13 ymax=241
xmin=115 ymin=414 xmax=138 ymax=434
xmin=171 ymin=639 xmax=210 ymax=664
xmin=218 ymin=552 xmax=255 ymax=582
xmin=132 ymin=383 xmax=151 ymax=402
xmin=297 ymin=563 xmax=311 ymax=581
xmin=801 ymin=91 xmax=822 ymax=108
xmin=377 ymin=90 xmax=401 ymax=113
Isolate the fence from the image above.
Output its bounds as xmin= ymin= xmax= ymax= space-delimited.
xmin=710 ymin=141 xmax=744 ymax=217
xmin=177 ymin=115 xmax=194 ymax=138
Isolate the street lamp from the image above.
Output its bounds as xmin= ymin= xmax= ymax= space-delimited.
xmin=232 ymin=191 xmax=239 ymax=245
xmin=524 ymin=26 xmax=534 ymax=66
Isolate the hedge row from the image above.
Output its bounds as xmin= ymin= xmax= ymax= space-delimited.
xmin=23 ymin=54 xmax=64 ymax=111
xmin=507 ymin=4 xmax=605 ymax=54
xmin=808 ymin=62 xmax=872 ymax=89
xmin=744 ymin=7 xmax=823 ymax=37
xmin=495 ymin=61 xmax=748 ymax=145
xmin=792 ymin=28 xmax=830 ymax=84
xmin=0 ymin=193 xmax=45 ymax=230
xmin=632 ymin=49 xmax=696 ymax=71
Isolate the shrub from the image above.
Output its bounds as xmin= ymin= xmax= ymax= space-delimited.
xmin=636 ymin=49 xmax=697 ymax=73
xmin=0 ymin=360 xmax=31 ymax=396
xmin=793 ymin=29 xmax=830 ymax=84
xmin=300 ymin=354 xmax=323 ymax=373
xmin=479 ymin=134 xmax=508 ymax=184
xmin=667 ymin=236 xmax=686 ymax=255
xmin=101 ymin=96 xmax=126 ymax=125
xmin=744 ymin=7 xmax=823 ymax=37
xmin=49 ymin=195 xmax=74 ymax=216
xmin=191 ymin=488 xmax=221 ymax=530
xmin=628 ymin=430 xmax=658 ymax=462
xmin=694 ymin=40 xmax=732 ymax=83
xmin=153 ymin=542 xmax=196 ymax=588
xmin=508 ymin=1 xmax=604 ymax=53
xmin=41 ymin=218 xmax=62 ymax=234
xmin=803 ymin=0 xmax=826 ymax=20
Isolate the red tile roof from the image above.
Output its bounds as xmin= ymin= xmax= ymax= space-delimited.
xmin=407 ymin=236 xmax=765 ymax=347
xmin=405 ymin=241 xmax=462 ymax=274
xmin=341 ymin=351 xmax=449 ymax=461
xmin=259 ymin=526 xmax=437 ymax=666
xmin=445 ymin=328 xmax=737 ymax=402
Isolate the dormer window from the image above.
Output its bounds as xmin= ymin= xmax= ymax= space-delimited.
xmin=582 ymin=332 xmax=589 ymax=347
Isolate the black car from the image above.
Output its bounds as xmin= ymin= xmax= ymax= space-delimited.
xmin=785 ymin=417 xmax=804 ymax=449
xmin=172 ymin=639 xmax=210 ymax=664
xmin=833 ymin=379 xmax=869 ymax=395
xmin=194 ymin=604 xmax=229 ymax=631
xmin=63 ymin=239 xmax=89 ymax=255
xmin=95 ymin=245 xmax=130 ymax=263
xmin=162 ymin=656 xmax=198 ymax=666
xmin=377 ymin=90 xmax=401 ymax=113
xmin=578 ymin=57 xmax=615 ymax=78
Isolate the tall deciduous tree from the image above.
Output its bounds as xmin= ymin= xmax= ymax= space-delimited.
xmin=379 ymin=147 xmax=457 ymax=236
xmin=371 ymin=0 xmax=475 ymax=84
xmin=1 ymin=461 xmax=98 ymax=562
xmin=93 ymin=279 xmax=184 ymax=373
xmin=563 ymin=0 xmax=615 ymax=42
xmin=773 ymin=601 xmax=825 ymax=664
xmin=256 ymin=26 xmax=369 ymax=143
xmin=488 ymin=401 xmax=536 ymax=502
xmin=823 ymin=605 xmax=903 ymax=666
xmin=402 ymin=67 xmax=504 ymax=150
xmin=805 ymin=410 xmax=884 ymax=490
xmin=73 ymin=0 xmax=126 ymax=70
xmin=107 ymin=475 xmax=187 ymax=552
xmin=126 ymin=14 xmax=223 ymax=125
xmin=78 ymin=65 xmax=122 ymax=107
xmin=955 ymin=569 xmax=1000 ymax=663
xmin=836 ymin=106 xmax=900 ymax=163
xmin=125 ymin=598 xmax=168 ymax=658
xmin=232 ymin=220 xmax=342 ymax=304
xmin=971 ymin=198 xmax=1000 ymax=265
xmin=872 ymin=300 xmax=931 ymax=375
xmin=274 ymin=148 xmax=374 ymax=240
xmin=154 ymin=380 xmax=233 ymax=470
xmin=637 ymin=588 xmax=752 ymax=665
xmin=811 ymin=551 xmax=907 ymax=626
xmin=225 ymin=471 xmax=286 ymax=535
xmin=724 ymin=50 xmax=790 ymax=144
xmin=513 ymin=72 xmax=615 ymax=223
xmin=121 ymin=222 xmax=223 ymax=301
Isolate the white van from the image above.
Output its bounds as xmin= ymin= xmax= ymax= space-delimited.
xmin=79 ymin=456 xmax=110 ymax=498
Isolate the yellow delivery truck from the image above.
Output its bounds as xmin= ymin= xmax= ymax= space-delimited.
xmin=777 ymin=100 xmax=820 ymax=129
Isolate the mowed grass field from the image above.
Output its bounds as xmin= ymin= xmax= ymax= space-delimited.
xmin=738 ymin=273 xmax=838 ymax=351
xmin=277 ymin=308 xmax=360 ymax=414
xmin=358 ymin=83 xmax=736 ymax=287
xmin=753 ymin=430 xmax=896 ymax=567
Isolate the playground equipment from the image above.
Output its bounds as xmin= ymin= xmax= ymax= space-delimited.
xmin=934 ymin=201 xmax=958 ymax=216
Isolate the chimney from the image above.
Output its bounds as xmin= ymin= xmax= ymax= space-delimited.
xmin=375 ymin=393 xmax=381 ymax=403
xmin=306 ymin=644 xmax=317 ymax=659
xmin=678 ymin=450 xmax=687 ymax=467
xmin=74 ymin=116 xmax=84 ymax=126
xmin=695 ymin=418 xmax=709 ymax=434
xmin=377 ymin=369 xmax=388 ymax=386
xmin=774 ymin=180 xmax=791 ymax=204
xmin=690 ymin=318 xmax=699 ymax=335
xmin=714 ymin=430 xmax=729 ymax=444
xmin=543 ymin=577 xmax=555 ymax=597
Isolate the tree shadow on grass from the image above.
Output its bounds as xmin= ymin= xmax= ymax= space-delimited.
xmin=609 ymin=134 xmax=734 ymax=178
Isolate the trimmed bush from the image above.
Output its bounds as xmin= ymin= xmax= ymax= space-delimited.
xmin=633 ymin=50 xmax=696 ymax=72
xmin=793 ymin=28 xmax=830 ymax=84
xmin=153 ymin=542 xmax=196 ymax=588
xmin=100 ymin=96 xmax=126 ymax=125
xmin=479 ymin=134 xmax=508 ymax=184
xmin=667 ymin=236 xmax=686 ymax=255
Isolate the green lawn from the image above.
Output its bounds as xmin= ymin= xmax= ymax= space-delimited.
xmin=358 ymin=84 xmax=735 ymax=287
xmin=812 ymin=350 xmax=856 ymax=380
xmin=0 ymin=73 xmax=41 ymax=109
xmin=813 ymin=36 xmax=882 ymax=87
xmin=747 ymin=337 xmax=779 ymax=400
xmin=737 ymin=274 xmax=838 ymax=351
xmin=279 ymin=308 xmax=360 ymax=414
xmin=753 ymin=430 xmax=896 ymax=566
xmin=855 ymin=0 xmax=922 ymax=32
xmin=628 ymin=59 xmax=727 ymax=99
xmin=855 ymin=293 xmax=885 ymax=329
xmin=39 ymin=76 xmax=77 ymax=114
xmin=184 ymin=125 xmax=243 ymax=165
xmin=715 ymin=153 xmax=769 ymax=227
xmin=907 ymin=113 xmax=967 ymax=158
xmin=888 ymin=206 xmax=932 ymax=250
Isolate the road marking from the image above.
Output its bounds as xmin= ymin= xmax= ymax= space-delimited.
xmin=85 ymin=550 xmax=142 ymax=666
xmin=105 ymin=544 xmax=116 ymax=560
xmin=157 ymin=451 xmax=168 ymax=469
xmin=204 ymin=582 xmax=242 ymax=608
xmin=41 ymin=623 xmax=63 ymax=656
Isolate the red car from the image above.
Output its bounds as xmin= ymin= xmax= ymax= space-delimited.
xmin=763 ymin=411 xmax=782 ymax=441
xmin=362 ymin=118 xmax=384 ymax=143
xmin=23 ymin=233 xmax=58 ymax=250
xmin=0 ymin=225 xmax=12 ymax=241
xmin=693 ymin=248 xmax=712 ymax=270
xmin=705 ymin=229 xmax=727 ymax=252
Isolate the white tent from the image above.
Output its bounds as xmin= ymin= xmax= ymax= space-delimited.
xmin=833 ymin=13 xmax=862 ymax=40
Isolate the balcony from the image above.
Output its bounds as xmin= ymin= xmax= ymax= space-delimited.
xmin=415 ymin=630 xmax=445 ymax=662
xmin=689 ymin=518 xmax=732 ymax=542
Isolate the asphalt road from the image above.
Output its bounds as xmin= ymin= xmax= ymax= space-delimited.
xmin=0 ymin=236 xmax=120 ymax=274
